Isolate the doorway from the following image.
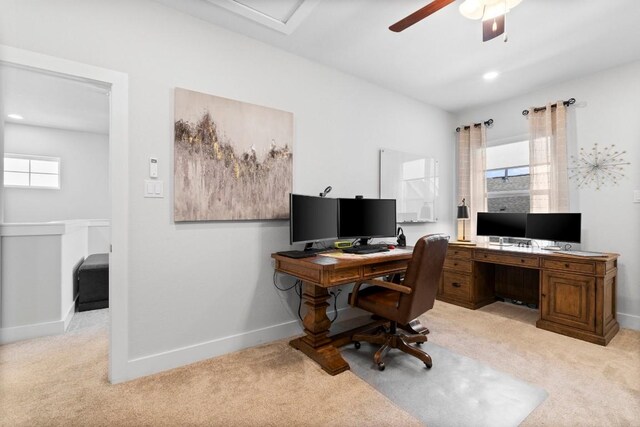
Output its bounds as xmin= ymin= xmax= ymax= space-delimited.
xmin=0 ymin=45 xmax=129 ymax=383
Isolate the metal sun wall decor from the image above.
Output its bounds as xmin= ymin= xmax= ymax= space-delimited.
xmin=569 ymin=143 xmax=630 ymax=190
xmin=174 ymin=88 xmax=293 ymax=221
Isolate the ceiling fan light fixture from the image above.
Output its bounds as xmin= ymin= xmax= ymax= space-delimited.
xmin=459 ymin=0 xmax=522 ymax=21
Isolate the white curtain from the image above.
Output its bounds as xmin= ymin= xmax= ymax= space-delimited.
xmin=457 ymin=125 xmax=487 ymax=241
xmin=528 ymin=102 xmax=569 ymax=213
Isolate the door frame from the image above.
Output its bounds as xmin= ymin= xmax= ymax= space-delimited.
xmin=0 ymin=45 xmax=130 ymax=383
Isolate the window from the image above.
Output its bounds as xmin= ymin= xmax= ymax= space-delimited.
xmin=3 ymin=154 xmax=60 ymax=189
xmin=485 ymin=140 xmax=529 ymax=213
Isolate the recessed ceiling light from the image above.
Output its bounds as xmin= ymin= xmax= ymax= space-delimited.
xmin=7 ymin=113 xmax=24 ymax=120
xmin=483 ymin=71 xmax=500 ymax=80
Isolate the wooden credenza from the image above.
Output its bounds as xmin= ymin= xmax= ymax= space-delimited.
xmin=438 ymin=243 xmax=619 ymax=345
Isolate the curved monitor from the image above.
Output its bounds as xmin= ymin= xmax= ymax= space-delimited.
xmin=476 ymin=212 xmax=527 ymax=238
xmin=289 ymin=194 xmax=338 ymax=245
xmin=338 ymin=198 xmax=397 ymax=239
xmin=526 ymin=213 xmax=581 ymax=243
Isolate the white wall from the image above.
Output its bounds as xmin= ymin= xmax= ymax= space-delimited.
xmin=4 ymin=123 xmax=109 ymax=222
xmin=0 ymin=0 xmax=455 ymax=378
xmin=457 ymin=61 xmax=640 ymax=329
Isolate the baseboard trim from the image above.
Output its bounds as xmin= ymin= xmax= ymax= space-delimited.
xmin=617 ymin=312 xmax=640 ymax=331
xmin=0 ymin=319 xmax=65 ymax=344
xmin=115 ymin=306 xmax=364 ymax=383
xmin=63 ymin=298 xmax=77 ymax=331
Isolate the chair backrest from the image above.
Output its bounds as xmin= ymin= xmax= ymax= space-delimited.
xmin=397 ymin=234 xmax=449 ymax=323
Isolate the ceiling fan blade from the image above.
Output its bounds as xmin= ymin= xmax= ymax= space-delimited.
xmin=389 ymin=0 xmax=457 ymax=32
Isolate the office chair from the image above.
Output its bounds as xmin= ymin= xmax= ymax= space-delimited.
xmin=350 ymin=234 xmax=449 ymax=371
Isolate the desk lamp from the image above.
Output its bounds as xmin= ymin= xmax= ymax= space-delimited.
xmin=457 ymin=198 xmax=470 ymax=242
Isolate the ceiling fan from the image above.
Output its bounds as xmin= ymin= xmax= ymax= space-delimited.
xmin=389 ymin=0 xmax=522 ymax=42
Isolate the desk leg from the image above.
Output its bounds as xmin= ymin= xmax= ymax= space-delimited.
xmin=289 ymin=282 xmax=349 ymax=375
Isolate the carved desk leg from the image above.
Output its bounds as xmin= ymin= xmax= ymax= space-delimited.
xmin=289 ymin=282 xmax=349 ymax=375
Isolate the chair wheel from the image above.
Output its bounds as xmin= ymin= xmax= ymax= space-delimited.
xmin=416 ymin=342 xmax=423 ymax=346
xmin=377 ymin=362 xmax=385 ymax=371
xmin=425 ymin=362 xmax=432 ymax=369
xmin=354 ymin=341 xmax=361 ymax=349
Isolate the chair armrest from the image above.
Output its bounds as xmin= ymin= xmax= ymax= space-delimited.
xmin=350 ymin=279 xmax=412 ymax=307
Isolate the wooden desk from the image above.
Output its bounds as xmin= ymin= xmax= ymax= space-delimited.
xmin=439 ymin=243 xmax=619 ymax=345
xmin=272 ymin=249 xmax=413 ymax=375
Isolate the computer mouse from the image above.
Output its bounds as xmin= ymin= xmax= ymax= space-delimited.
xmin=388 ymin=245 xmax=395 ymax=250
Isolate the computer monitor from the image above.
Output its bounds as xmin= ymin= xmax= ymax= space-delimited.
xmin=526 ymin=213 xmax=582 ymax=243
xmin=289 ymin=194 xmax=338 ymax=247
xmin=476 ymin=212 xmax=527 ymax=246
xmin=338 ymin=198 xmax=397 ymax=244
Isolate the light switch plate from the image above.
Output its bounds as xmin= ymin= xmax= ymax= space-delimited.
xmin=144 ymin=180 xmax=163 ymax=198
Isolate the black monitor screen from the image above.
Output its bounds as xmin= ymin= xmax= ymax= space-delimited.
xmin=476 ymin=212 xmax=527 ymax=238
xmin=526 ymin=213 xmax=582 ymax=243
xmin=338 ymin=198 xmax=397 ymax=239
xmin=290 ymin=194 xmax=338 ymax=244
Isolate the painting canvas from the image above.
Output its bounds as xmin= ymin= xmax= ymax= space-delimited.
xmin=174 ymin=88 xmax=293 ymax=221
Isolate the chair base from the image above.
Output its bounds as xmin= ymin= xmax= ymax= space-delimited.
xmin=352 ymin=321 xmax=432 ymax=371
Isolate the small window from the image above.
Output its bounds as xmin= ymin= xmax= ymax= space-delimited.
xmin=3 ymin=154 xmax=60 ymax=189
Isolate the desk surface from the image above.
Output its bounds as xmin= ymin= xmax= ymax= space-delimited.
xmin=272 ymin=248 xmax=414 ymax=288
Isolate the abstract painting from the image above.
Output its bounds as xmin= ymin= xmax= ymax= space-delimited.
xmin=174 ymin=88 xmax=293 ymax=221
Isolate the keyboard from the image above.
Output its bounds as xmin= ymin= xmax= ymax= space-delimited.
xmin=277 ymin=248 xmax=328 ymax=259
xmin=342 ymin=244 xmax=390 ymax=255
xmin=555 ymin=250 xmax=605 ymax=257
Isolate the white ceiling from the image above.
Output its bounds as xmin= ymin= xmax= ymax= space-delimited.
xmin=1 ymin=65 xmax=110 ymax=135
xmin=155 ymin=0 xmax=640 ymax=113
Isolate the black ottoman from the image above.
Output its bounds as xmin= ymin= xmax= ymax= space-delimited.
xmin=77 ymin=253 xmax=109 ymax=312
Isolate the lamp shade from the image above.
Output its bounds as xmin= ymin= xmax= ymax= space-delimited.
xmin=457 ymin=205 xmax=470 ymax=219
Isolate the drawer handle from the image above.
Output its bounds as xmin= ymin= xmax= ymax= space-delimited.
xmin=564 ymin=263 xmax=570 ymax=268
xmin=371 ymin=267 xmax=377 ymax=271
xmin=541 ymin=293 xmax=546 ymax=298
xmin=521 ymin=259 xmax=525 ymax=263
xmin=452 ymin=282 xmax=462 ymax=288
xmin=483 ymin=254 xmax=488 ymax=258
xmin=453 ymin=262 xmax=458 ymax=266
xmin=454 ymin=251 xmax=459 ymax=255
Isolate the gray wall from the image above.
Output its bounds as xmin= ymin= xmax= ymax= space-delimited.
xmin=457 ymin=61 xmax=640 ymax=329
xmin=0 ymin=0 xmax=456 ymax=373
xmin=4 ymin=123 xmax=109 ymax=222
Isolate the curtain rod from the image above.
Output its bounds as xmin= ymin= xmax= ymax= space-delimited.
xmin=522 ymin=98 xmax=576 ymax=116
xmin=455 ymin=118 xmax=493 ymax=132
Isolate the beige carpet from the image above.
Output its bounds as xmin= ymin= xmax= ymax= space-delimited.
xmin=0 ymin=321 xmax=419 ymax=426
xmin=425 ymin=302 xmax=640 ymax=426
xmin=1 ymin=301 xmax=639 ymax=426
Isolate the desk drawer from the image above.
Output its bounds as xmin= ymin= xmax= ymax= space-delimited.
xmin=444 ymin=258 xmax=472 ymax=273
xmin=542 ymin=259 xmax=596 ymax=275
xmin=442 ymin=271 xmax=471 ymax=301
xmin=329 ymin=267 xmax=361 ymax=284
xmin=364 ymin=260 xmax=408 ymax=277
xmin=475 ymin=251 xmax=539 ymax=268
xmin=447 ymin=247 xmax=472 ymax=260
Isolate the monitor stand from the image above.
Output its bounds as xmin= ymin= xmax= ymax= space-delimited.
xmin=356 ymin=237 xmax=370 ymax=247
xmin=489 ymin=237 xmax=512 ymax=247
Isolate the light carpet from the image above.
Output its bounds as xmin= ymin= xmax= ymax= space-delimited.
xmin=1 ymin=301 xmax=639 ymax=426
xmin=343 ymin=341 xmax=547 ymax=427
